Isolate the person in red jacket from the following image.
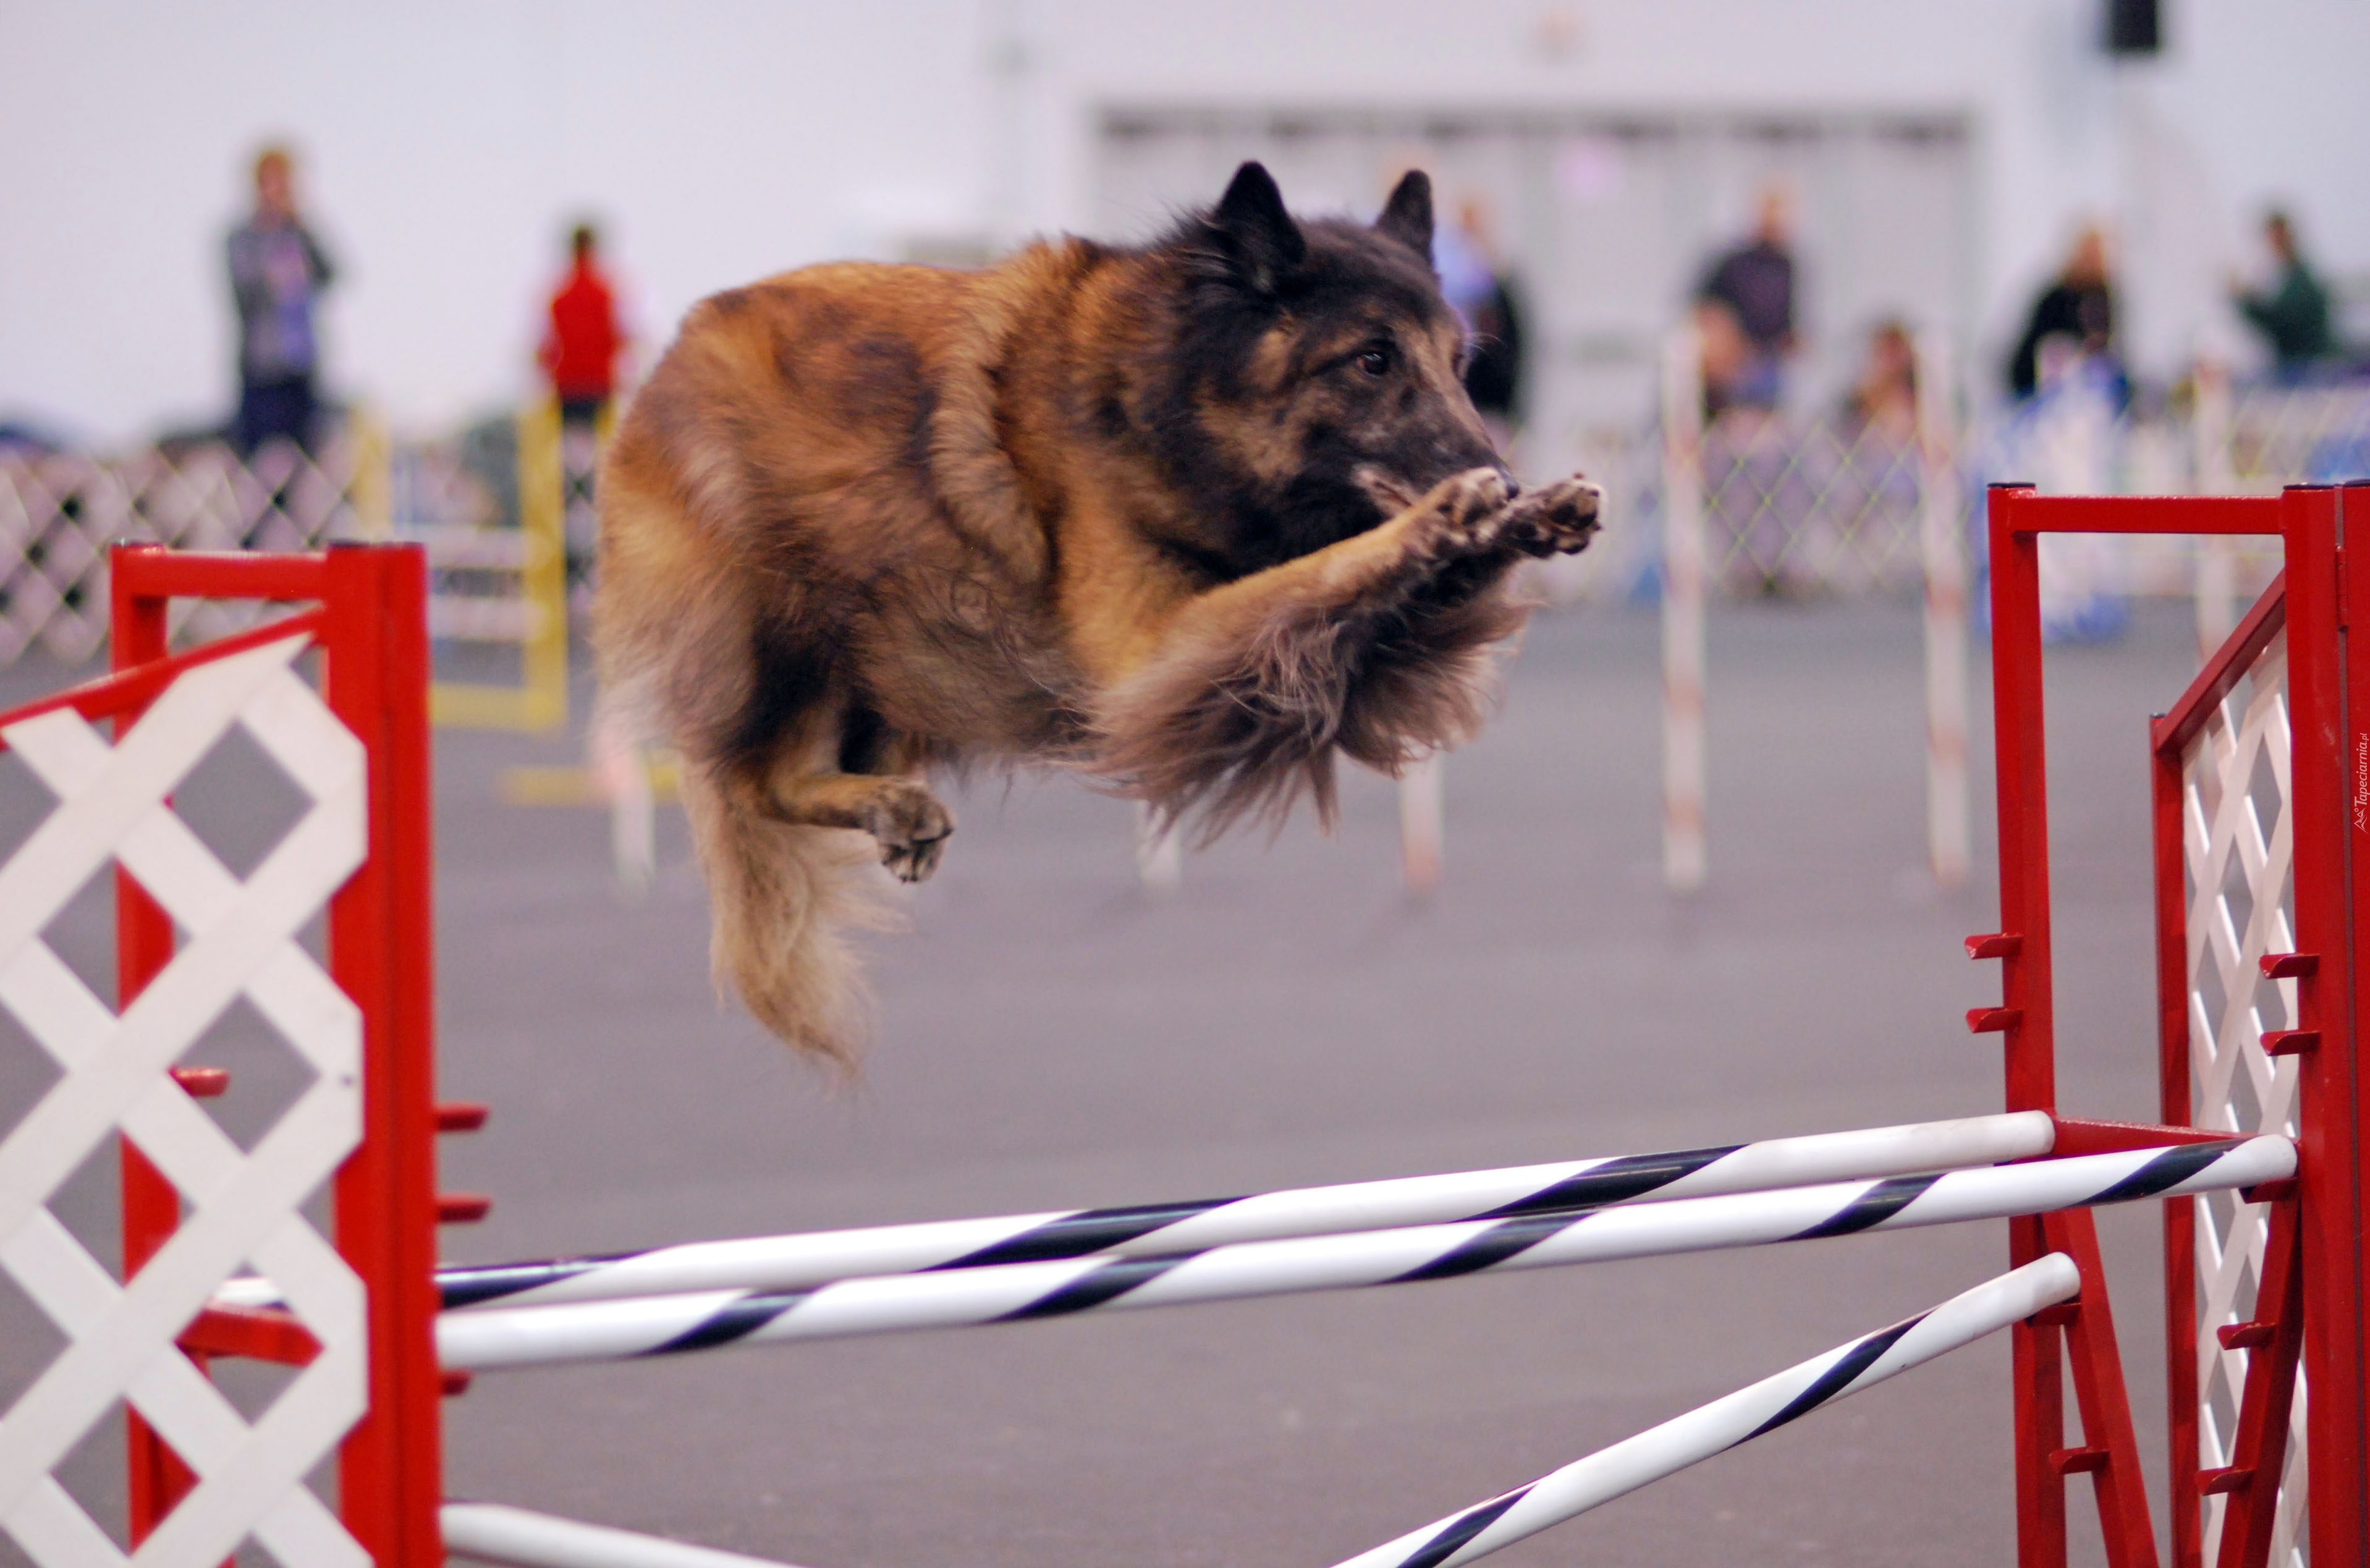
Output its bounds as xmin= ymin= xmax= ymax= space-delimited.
xmin=539 ymin=222 xmax=625 ymax=428
xmin=538 ymin=222 xmax=628 ymax=593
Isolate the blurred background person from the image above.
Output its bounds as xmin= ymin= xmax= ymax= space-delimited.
xmin=1691 ymin=294 xmax=1751 ymax=423
xmin=226 ymin=144 xmax=335 ymax=457
xmin=540 ymin=220 xmax=627 ymax=433
xmin=2007 ymin=224 xmax=2117 ymax=403
xmin=2001 ymin=229 xmax=2128 ymax=643
xmin=2230 ymin=208 xmax=2337 ymax=383
xmin=1695 ymin=182 xmax=1798 ymax=417
xmin=1431 ymin=195 xmax=1525 ymax=452
xmin=538 ymin=219 xmax=629 ymax=594
xmin=1841 ymin=318 xmax=1919 ymax=442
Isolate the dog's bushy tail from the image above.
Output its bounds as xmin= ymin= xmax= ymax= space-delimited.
xmin=679 ymin=765 xmax=895 ymax=1070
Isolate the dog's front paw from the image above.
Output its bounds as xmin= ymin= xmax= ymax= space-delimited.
xmin=1498 ymin=476 xmax=1603 ymax=557
xmin=861 ymin=781 xmax=954 ymax=883
xmin=1407 ymin=467 xmax=1517 ymax=561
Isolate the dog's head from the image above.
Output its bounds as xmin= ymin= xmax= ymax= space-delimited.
xmin=1136 ymin=161 xmax=1508 ymax=577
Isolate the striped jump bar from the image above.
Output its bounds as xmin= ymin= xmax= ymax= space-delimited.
xmin=437 ymin=1135 xmax=2287 ymax=1372
xmin=1337 ymin=1253 xmax=2081 ymax=1567
xmin=436 ymin=1257 xmax=2076 ymax=1568
xmin=327 ymin=1112 xmax=2060 ymax=1315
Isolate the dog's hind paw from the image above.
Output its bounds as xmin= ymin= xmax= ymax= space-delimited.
xmin=1498 ymin=475 xmax=1603 ymax=557
xmin=862 ymin=780 xmax=954 ymax=883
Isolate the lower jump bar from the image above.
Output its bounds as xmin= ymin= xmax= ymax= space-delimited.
xmin=443 ymin=1260 xmax=2078 ymax=1568
xmin=1335 ymin=1253 xmax=2081 ymax=1568
xmin=442 ymin=1504 xmax=813 ymax=1568
xmin=438 ymin=1136 xmax=2286 ymax=1371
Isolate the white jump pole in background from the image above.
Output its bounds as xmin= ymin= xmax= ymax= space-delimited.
xmin=1134 ymin=801 xmax=1183 ymax=894
xmin=590 ymin=697 xmax=656 ymax=891
xmin=1660 ymin=323 xmax=1708 ymax=892
xmin=1914 ymin=329 xmax=1971 ymax=889
xmin=434 ymin=1137 xmax=2288 ymax=1371
xmin=2191 ymin=352 xmax=2240 ymax=657
xmin=1398 ymin=752 xmax=1445 ymax=893
xmin=300 ymin=1112 xmax=2054 ymax=1314
xmin=1332 ymin=1254 xmax=2081 ymax=1568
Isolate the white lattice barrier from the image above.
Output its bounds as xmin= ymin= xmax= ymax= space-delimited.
xmin=2182 ymin=625 xmax=2309 ymax=1567
xmin=0 ymin=446 xmax=369 ymax=665
xmin=0 ymin=635 xmax=370 ymax=1568
xmin=1696 ymin=412 xmax=1942 ymax=596
xmin=2228 ymin=386 xmax=2370 ymax=494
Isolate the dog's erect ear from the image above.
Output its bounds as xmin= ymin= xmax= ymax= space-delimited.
xmin=1374 ymin=169 xmax=1434 ymax=261
xmin=1213 ymin=161 xmax=1306 ymax=294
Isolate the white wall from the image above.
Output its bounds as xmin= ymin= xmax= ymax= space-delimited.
xmin=0 ymin=0 xmax=992 ymax=444
xmin=3 ymin=0 xmax=2363 ymax=446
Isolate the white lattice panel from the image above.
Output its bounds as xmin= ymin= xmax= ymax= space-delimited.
xmin=1696 ymin=413 xmax=1941 ymax=595
xmin=0 ymin=636 xmax=368 ymax=1568
xmin=2183 ymin=627 xmax=2308 ymax=1566
xmin=0 ymin=446 xmax=366 ymax=667
xmin=2229 ymin=386 xmax=2370 ymax=493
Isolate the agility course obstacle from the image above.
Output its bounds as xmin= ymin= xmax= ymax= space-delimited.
xmin=206 ymin=1110 xmax=2058 ymax=1312
xmin=0 ymin=546 xmax=442 ymax=1568
xmin=416 ymin=399 xmax=571 ymax=735
xmin=429 ymin=1138 xmax=2283 ymax=1373
xmin=1 ymin=483 xmax=2367 ymax=1567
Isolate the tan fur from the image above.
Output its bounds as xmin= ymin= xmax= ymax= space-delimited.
xmin=597 ymin=182 xmax=1599 ymax=1064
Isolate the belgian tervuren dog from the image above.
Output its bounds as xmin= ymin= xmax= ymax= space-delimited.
xmin=595 ymin=162 xmax=1601 ymax=1063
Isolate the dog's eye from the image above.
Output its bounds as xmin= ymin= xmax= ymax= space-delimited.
xmin=1356 ymin=346 xmax=1393 ymax=377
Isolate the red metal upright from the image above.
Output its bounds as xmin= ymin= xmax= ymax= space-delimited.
xmin=1984 ymin=485 xmax=2369 ymax=1568
xmin=1987 ymin=485 xmax=2165 ymax=1568
xmin=1986 ymin=485 xmax=2075 ymax=1566
xmin=2290 ymin=483 xmax=2370 ymax=1566
xmin=101 ymin=545 xmax=446 ymax=1566
xmin=320 ymin=545 xmax=447 ymax=1568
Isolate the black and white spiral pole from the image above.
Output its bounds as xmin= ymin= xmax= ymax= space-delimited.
xmin=1334 ymin=1253 xmax=2081 ymax=1568
xmin=383 ymin=1112 xmax=2061 ymax=1313
xmin=435 ymin=1135 xmax=2287 ymax=1372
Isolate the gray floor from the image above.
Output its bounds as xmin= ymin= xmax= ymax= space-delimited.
xmin=1 ymin=595 xmax=2211 ymax=1567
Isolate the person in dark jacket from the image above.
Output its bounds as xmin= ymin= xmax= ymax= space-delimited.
xmin=2231 ymin=210 xmax=2337 ymax=380
xmin=1698 ymin=184 xmax=1798 ymax=412
xmin=226 ymin=145 xmax=335 ymax=456
xmin=2008 ymin=226 xmax=2116 ymax=401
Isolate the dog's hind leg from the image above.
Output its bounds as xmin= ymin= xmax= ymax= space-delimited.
xmin=748 ymin=708 xmax=954 ymax=884
xmin=758 ymin=769 xmax=954 ymax=883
